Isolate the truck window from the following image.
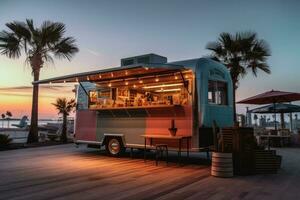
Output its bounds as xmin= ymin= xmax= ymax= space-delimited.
xmin=208 ymin=80 xmax=227 ymax=105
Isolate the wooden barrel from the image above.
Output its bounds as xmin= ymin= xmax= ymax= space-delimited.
xmin=211 ymin=152 xmax=233 ymax=178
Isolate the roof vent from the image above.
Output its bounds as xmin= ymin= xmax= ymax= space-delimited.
xmin=121 ymin=53 xmax=167 ymax=66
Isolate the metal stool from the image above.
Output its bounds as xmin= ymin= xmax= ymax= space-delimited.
xmin=155 ymin=144 xmax=168 ymax=166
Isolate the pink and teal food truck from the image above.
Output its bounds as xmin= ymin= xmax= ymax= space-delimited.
xmin=35 ymin=54 xmax=234 ymax=156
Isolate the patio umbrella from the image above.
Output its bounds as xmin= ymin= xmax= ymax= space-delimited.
xmin=238 ymin=90 xmax=300 ymax=130
xmin=238 ymin=90 xmax=300 ymax=105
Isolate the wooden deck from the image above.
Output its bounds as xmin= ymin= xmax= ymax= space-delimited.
xmin=0 ymin=144 xmax=299 ymax=200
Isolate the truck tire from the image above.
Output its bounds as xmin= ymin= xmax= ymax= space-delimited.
xmin=105 ymin=137 xmax=125 ymax=156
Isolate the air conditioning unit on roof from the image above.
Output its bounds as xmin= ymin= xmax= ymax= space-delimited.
xmin=121 ymin=53 xmax=167 ymax=66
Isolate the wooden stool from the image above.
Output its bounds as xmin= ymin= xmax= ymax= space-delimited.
xmin=155 ymin=144 xmax=168 ymax=166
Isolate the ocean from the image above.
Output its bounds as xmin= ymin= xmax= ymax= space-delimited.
xmin=0 ymin=119 xmax=60 ymax=129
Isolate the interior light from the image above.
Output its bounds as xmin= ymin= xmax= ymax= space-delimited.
xmin=99 ymin=74 xmax=102 ymax=78
xmin=185 ymin=75 xmax=188 ymax=79
xmin=155 ymin=78 xmax=159 ymax=82
xmin=63 ymin=80 xmax=66 ymax=83
xmin=87 ymin=76 xmax=90 ymax=81
xmin=133 ymin=84 xmax=137 ymax=88
xmin=175 ymin=76 xmax=178 ymax=80
xmin=111 ymin=73 xmax=114 ymax=77
xmin=125 ymin=81 xmax=129 ymax=85
xmin=108 ymin=83 xmax=112 ymax=87
xmin=143 ymin=83 xmax=183 ymax=89
xmin=155 ymin=88 xmax=181 ymax=92
xmin=145 ymin=67 xmax=149 ymax=70
xmin=125 ymin=71 xmax=128 ymax=75
xmin=139 ymin=80 xmax=143 ymax=84
xmin=76 ymin=78 xmax=79 ymax=82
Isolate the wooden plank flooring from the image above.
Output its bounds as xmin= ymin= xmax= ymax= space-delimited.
xmin=0 ymin=144 xmax=299 ymax=200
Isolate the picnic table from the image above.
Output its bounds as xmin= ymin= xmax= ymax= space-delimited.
xmin=141 ymin=134 xmax=192 ymax=165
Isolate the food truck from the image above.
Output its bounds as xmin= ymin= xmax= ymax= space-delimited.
xmin=35 ymin=54 xmax=234 ymax=156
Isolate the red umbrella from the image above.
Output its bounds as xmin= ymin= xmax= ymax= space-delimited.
xmin=238 ymin=90 xmax=300 ymax=104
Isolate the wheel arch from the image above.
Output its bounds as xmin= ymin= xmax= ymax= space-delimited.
xmin=101 ymin=133 xmax=126 ymax=147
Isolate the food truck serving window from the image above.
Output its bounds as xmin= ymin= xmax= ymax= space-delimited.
xmin=88 ymin=70 xmax=193 ymax=109
xmin=208 ymin=80 xmax=228 ymax=105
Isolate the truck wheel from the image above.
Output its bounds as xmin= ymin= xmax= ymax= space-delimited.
xmin=105 ymin=137 xmax=125 ymax=156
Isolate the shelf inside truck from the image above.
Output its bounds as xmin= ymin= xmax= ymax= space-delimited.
xmin=90 ymin=105 xmax=184 ymax=118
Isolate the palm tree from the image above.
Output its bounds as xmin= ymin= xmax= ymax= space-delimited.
xmin=5 ymin=111 xmax=12 ymax=128
xmin=1 ymin=114 xmax=5 ymax=128
xmin=206 ymin=32 xmax=271 ymax=123
xmin=52 ymin=98 xmax=76 ymax=143
xmin=0 ymin=19 xmax=78 ymax=143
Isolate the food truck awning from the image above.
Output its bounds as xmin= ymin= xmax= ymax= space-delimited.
xmin=33 ymin=63 xmax=186 ymax=85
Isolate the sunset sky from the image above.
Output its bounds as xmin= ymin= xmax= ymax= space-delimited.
xmin=0 ymin=0 xmax=300 ymax=119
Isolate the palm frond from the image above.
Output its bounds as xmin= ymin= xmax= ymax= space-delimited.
xmin=53 ymin=37 xmax=79 ymax=60
xmin=40 ymin=21 xmax=66 ymax=47
xmin=0 ymin=31 xmax=21 ymax=58
xmin=6 ymin=21 xmax=31 ymax=41
xmin=219 ymin=32 xmax=234 ymax=52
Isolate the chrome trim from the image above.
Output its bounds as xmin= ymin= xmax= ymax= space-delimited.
xmin=75 ymin=140 xmax=102 ymax=145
